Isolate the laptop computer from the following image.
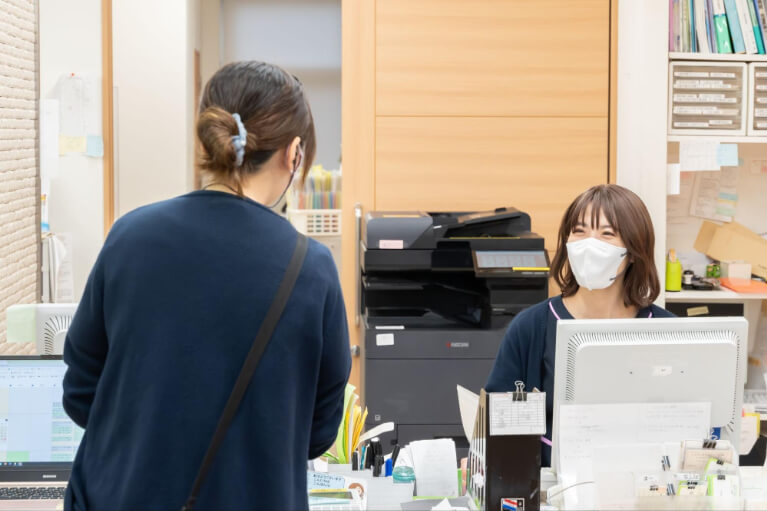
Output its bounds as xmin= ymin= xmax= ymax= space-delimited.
xmin=0 ymin=356 xmax=83 ymax=510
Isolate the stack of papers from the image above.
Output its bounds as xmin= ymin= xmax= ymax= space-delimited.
xmin=410 ymin=439 xmax=458 ymax=498
xmin=744 ymin=389 xmax=767 ymax=414
xmin=325 ymin=384 xmax=367 ymax=464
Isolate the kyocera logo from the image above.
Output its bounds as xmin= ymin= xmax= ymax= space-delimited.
xmin=447 ymin=342 xmax=469 ymax=349
xmin=42 ymin=474 xmax=57 ymax=479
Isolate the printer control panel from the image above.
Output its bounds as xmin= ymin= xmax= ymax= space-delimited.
xmin=473 ymin=250 xmax=549 ymax=277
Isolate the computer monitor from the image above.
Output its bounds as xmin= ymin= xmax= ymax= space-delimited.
xmin=552 ymin=317 xmax=747 ymax=464
xmin=0 ymin=356 xmax=83 ymax=481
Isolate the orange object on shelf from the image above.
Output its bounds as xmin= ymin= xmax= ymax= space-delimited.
xmin=719 ymin=278 xmax=767 ymax=293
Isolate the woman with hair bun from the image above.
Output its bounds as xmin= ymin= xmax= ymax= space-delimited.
xmin=62 ymin=61 xmax=351 ymax=510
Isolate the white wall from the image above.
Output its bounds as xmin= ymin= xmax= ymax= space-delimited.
xmin=39 ymin=0 xmax=104 ymax=299
xmin=200 ymin=0 xmax=222 ymax=87
xmin=220 ymin=0 xmax=341 ymax=168
xmin=616 ymin=0 xmax=669 ymax=305
xmin=113 ymin=0 xmax=200 ymax=217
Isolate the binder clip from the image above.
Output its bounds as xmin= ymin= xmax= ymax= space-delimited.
xmin=703 ymin=437 xmax=718 ymax=449
xmin=661 ymin=455 xmax=671 ymax=472
xmin=513 ymin=380 xmax=527 ymax=402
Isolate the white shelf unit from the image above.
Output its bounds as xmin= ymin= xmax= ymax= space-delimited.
xmin=668 ymin=135 xmax=767 ymax=143
xmin=669 ymin=52 xmax=767 ymax=63
xmin=665 ymin=289 xmax=767 ymax=302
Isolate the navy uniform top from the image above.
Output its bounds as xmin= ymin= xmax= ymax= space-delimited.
xmin=63 ymin=190 xmax=351 ymax=511
xmin=485 ymin=295 xmax=674 ymax=466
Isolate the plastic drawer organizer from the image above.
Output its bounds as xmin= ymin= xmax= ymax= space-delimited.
xmin=748 ymin=63 xmax=767 ymax=134
xmin=669 ymin=61 xmax=747 ymax=136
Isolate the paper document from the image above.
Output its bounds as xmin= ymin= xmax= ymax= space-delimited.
xmin=557 ymin=402 xmax=710 ymax=480
xmin=307 ymin=471 xmax=366 ymax=510
xmin=739 ymin=413 xmax=759 ymax=455
xmin=489 ymin=392 xmax=546 ymax=436
xmin=680 ymin=140 xmax=720 ymax=171
xmin=744 ymin=389 xmax=767 ymax=414
xmin=43 ymin=234 xmax=75 ymax=303
xmin=681 ymin=439 xmax=734 ymax=471
xmin=689 ymin=168 xmax=738 ymax=222
xmin=740 ymin=467 xmax=767 ymax=500
xmin=431 ymin=498 xmax=468 ymax=510
xmin=394 ymin=445 xmax=413 ymax=468
xmin=667 ymin=172 xmax=696 ymax=224
xmin=456 ymin=386 xmax=478 ymax=441
xmin=667 ymin=163 xmax=681 ymax=195
xmin=410 ymin=439 xmax=458 ymax=497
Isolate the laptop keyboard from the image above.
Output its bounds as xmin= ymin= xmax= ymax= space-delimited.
xmin=0 ymin=486 xmax=66 ymax=500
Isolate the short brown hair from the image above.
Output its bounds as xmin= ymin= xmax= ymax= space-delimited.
xmin=550 ymin=184 xmax=660 ymax=308
xmin=196 ymin=61 xmax=316 ymax=191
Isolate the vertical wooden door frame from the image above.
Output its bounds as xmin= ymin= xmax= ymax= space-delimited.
xmin=102 ymin=0 xmax=115 ymax=237
xmin=341 ymin=0 xmax=376 ymax=398
xmin=609 ymin=0 xmax=618 ymax=183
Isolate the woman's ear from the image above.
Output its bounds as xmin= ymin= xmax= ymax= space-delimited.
xmin=285 ymin=136 xmax=302 ymax=171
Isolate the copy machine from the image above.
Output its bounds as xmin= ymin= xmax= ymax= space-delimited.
xmin=361 ymin=207 xmax=549 ymax=454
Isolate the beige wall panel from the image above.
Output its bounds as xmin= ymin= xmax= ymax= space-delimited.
xmin=376 ymin=0 xmax=610 ymax=117
xmin=375 ymin=116 xmax=607 ymax=251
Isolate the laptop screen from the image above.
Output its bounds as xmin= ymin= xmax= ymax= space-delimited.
xmin=0 ymin=357 xmax=82 ymax=469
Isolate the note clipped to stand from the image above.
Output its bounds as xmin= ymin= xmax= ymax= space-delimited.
xmin=468 ymin=383 xmax=544 ymax=511
xmin=489 ymin=383 xmax=546 ymax=436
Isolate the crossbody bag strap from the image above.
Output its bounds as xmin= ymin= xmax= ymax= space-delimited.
xmin=181 ymin=234 xmax=308 ymax=511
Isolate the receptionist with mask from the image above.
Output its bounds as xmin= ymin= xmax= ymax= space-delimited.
xmin=485 ymin=184 xmax=674 ymax=466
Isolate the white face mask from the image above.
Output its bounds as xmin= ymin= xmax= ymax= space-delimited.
xmin=566 ymin=237 xmax=628 ymax=290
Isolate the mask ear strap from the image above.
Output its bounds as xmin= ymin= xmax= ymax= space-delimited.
xmin=292 ymin=144 xmax=304 ymax=174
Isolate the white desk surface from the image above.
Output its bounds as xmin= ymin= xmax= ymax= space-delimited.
xmin=665 ymin=289 xmax=767 ymax=302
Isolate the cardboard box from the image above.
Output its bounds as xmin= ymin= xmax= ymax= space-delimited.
xmin=694 ymin=221 xmax=767 ymax=280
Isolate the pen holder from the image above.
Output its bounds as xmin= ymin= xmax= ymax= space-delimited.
xmin=666 ymin=260 xmax=682 ymax=292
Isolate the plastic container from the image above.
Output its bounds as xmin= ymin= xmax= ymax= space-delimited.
xmin=287 ymin=208 xmax=341 ymax=237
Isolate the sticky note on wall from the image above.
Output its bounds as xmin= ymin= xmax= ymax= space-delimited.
xmin=716 ymin=144 xmax=738 ymax=166
xmin=59 ymin=135 xmax=86 ymax=155
xmin=86 ymin=135 xmax=104 ymax=157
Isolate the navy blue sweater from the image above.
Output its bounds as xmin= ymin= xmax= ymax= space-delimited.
xmin=63 ymin=190 xmax=351 ymax=511
xmin=485 ymin=295 xmax=674 ymax=466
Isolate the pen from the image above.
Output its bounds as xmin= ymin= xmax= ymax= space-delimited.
xmin=365 ymin=441 xmax=375 ymax=470
xmin=373 ymin=455 xmax=383 ymax=477
xmin=390 ymin=444 xmax=400 ymax=467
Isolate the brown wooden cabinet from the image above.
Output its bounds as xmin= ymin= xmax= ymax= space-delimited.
xmin=342 ymin=0 xmax=614 ymax=392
